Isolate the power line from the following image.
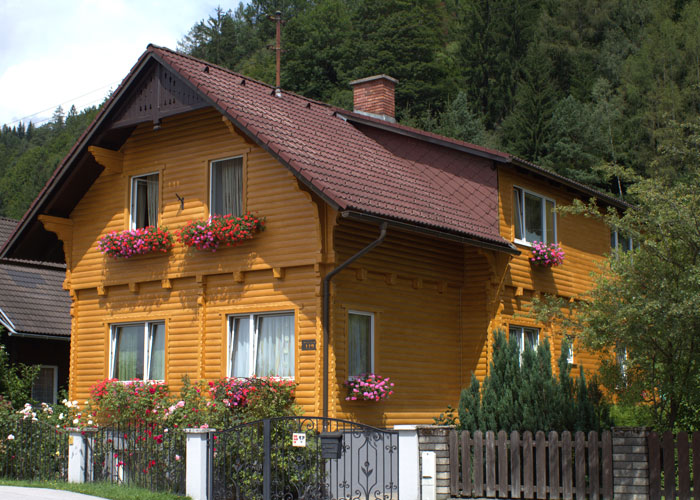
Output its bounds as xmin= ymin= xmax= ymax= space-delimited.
xmin=3 ymin=80 xmax=120 ymax=128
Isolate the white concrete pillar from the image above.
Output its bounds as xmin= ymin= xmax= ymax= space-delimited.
xmin=67 ymin=428 xmax=97 ymax=483
xmin=394 ymin=425 xmax=420 ymax=500
xmin=185 ymin=428 xmax=213 ymax=500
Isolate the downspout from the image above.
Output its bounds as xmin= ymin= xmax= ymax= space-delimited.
xmin=323 ymin=222 xmax=388 ymax=422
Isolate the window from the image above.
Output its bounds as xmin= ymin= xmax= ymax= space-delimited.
xmin=509 ymin=325 xmax=539 ymax=359
xmin=616 ymin=345 xmax=628 ymax=378
xmin=564 ymin=335 xmax=574 ymax=364
xmin=130 ymin=173 xmax=159 ymax=229
xmin=348 ymin=311 xmax=374 ymax=378
xmin=110 ymin=322 xmax=165 ymax=380
xmin=210 ymin=157 xmax=243 ymax=216
xmin=513 ymin=187 xmax=556 ymax=244
xmin=31 ymin=365 xmax=58 ymax=404
xmin=228 ymin=312 xmax=294 ymax=378
xmin=611 ymin=230 xmax=634 ymax=252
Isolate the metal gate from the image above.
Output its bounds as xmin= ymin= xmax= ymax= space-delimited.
xmin=209 ymin=416 xmax=399 ymax=500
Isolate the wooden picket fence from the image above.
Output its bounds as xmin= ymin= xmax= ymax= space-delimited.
xmin=648 ymin=431 xmax=700 ymax=500
xmin=448 ymin=430 xmax=613 ymax=499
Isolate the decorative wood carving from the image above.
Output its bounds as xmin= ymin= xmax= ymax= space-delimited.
xmin=88 ymin=146 xmax=123 ymax=174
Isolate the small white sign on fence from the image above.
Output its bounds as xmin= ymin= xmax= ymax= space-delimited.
xmin=292 ymin=432 xmax=307 ymax=447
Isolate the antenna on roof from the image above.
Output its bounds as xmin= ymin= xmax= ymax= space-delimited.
xmin=267 ymin=10 xmax=285 ymax=98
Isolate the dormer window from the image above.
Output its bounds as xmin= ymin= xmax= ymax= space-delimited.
xmin=513 ymin=186 xmax=556 ymax=245
xmin=210 ymin=157 xmax=243 ymax=216
xmin=130 ymin=173 xmax=159 ymax=229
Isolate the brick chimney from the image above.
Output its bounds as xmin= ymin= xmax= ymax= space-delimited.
xmin=349 ymin=75 xmax=398 ymax=123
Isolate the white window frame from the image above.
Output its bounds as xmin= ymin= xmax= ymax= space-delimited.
xmin=130 ymin=172 xmax=159 ymax=229
xmin=227 ymin=311 xmax=295 ymax=379
xmin=31 ymin=365 xmax=58 ymax=404
xmin=611 ymin=229 xmax=634 ymax=252
xmin=209 ymin=156 xmax=243 ymax=217
xmin=109 ymin=321 xmax=165 ymax=381
xmin=616 ymin=346 xmax=628 ymax=378
xmin=347 ymin=310 xmax=375 ymax=379
xmin=509 ymin=325 xmax=540 ymax=363
xmin=513 ymin=186 xmax=557 ymax=246
xmin=565 ymin=335 xmax=574 ymax=364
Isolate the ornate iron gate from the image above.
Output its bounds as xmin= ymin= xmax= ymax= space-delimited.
xmin=209 ymin=416 xmax=399 ymax=500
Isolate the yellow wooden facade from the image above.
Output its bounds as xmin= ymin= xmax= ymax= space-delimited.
xmin=48 ymin=106 xmax=614 ymax=427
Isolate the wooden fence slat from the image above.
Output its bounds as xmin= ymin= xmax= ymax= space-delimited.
xmin=511 ymin=431 xmax=521 ymax=499
xmin=486 ymin=431 xmax=496 ymax=497
xmin=648 ymin=431 xmax=661 ymax=500
xmin=692 ymin=432 xmax=700 ymax=500
xmin=536 ymin=431 xmax=547 ymax=499
xmin=523 ymin=431 xmax=534 ymax=499
xmin=678 ymin=431 xmax=690 ymax=500
xmin=663 ymin=431 xmax=676 ymax=500
xmin=601 ymin=431 xmax=612 ymax=500
xmin=498 ymin=430 xmax=508 ymax=498
xmin=575 ymin=431 xmax=586 ymax=500
xmin=462 ymin=431 xmax=472 ymax=497
xmin=549 ymin=431 xmax=560 ymax=499
xmin=449 ymin=429 xmax=459 ymax=496
xmin=562 ymin=431 xmax=573 ymax=500
xmin=588 ymin=431 xmax=599 ymax=500
xmin=474 ymin=431 xmax=484 ymax=497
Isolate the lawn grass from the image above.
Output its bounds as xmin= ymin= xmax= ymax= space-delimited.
xmin=0 ymin=479 xmax=191 ymax=500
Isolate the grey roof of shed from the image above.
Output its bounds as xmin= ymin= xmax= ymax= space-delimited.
xmin=0 ymin=219 xmax=70 ymax=338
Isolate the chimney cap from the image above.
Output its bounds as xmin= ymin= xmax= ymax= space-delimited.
xmin=349 ymin=74 xmax=399 ymax=87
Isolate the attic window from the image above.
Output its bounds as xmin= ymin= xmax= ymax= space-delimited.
xmin=130 ymin=173 xmax=159 ymax=229
xmin=210 ymin=157 xmax=243 ymax=216
xmin=513 ymin=186 xmax=556 ymax=245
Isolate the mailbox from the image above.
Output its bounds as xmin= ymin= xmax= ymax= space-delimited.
xmin=320 ymin=432 xmax=343 ymax=459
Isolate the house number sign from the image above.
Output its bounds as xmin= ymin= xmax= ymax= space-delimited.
xmin=301 ymin=339 xmax=316 ymax=351
xmin=292 ymin=433 xmax=307 ymax=447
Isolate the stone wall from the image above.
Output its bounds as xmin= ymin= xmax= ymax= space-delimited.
xmin=612 ymin=427 xmax=650 ymax=500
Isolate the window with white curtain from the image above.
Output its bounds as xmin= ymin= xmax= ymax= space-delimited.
xmin=348 ymin=311 xmax=374 ymax=378
xmin=228 ymin=312 xmax=294 ymax=378
xmin=513 ymin=186 xmax=556 ymax=244
xmin=509 ymin=325 xmax=539 ymax=362
xmin=130 ymin=173 xmax=159 ymax=229
xmin=110 ymin=321 xmax=165 ymax=380
xmin=210 ymin=157 xmax=243 ymax=216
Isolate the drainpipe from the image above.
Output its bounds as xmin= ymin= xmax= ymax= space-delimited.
xmin=323 ymin=222 xmax=388 ymax=422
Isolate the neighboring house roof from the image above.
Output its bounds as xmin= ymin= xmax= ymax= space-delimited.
xmin=0 ymin=44 xmax=628 ymax=262
xmin=0 ymin=219 xmax=70 ymax=339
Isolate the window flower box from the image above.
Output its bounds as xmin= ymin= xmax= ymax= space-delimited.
xmin=344 ymin=374 xmax=394 ymax=402
xmin=529 ymin=241 xmax=565 ymax=267
xmin=178 ymin=213 xmax=265 ymax=252
xmin=98 ymin=226 xmax=173 ymax=259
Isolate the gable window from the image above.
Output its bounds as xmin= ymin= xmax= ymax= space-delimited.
xmin=228 ymin=312 xmax=294 ymax=378
xmin=348 ymin=311 xmax=374 ymax=378
xmin=110 ymin=321 xmax=165 ymax=381
xmin=130 ymin=173 xmax=159 ymax=229
xmin=611 ymin=230 xmax=634 ymax=252
xmin=210 ymin=157 xmax=243 ymax=216
xmin=509 ymin=325 xmax=539 ymax=360
xmin=31 ymin=365 xmax=58 ymax=404
xmin=513 ymin=187 xmax=556 ymax=244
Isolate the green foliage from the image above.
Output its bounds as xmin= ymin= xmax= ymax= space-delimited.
xmin=433 ymin=404 xmax=458 ymax=426
xmin=458 ymin=330 xmax=610 ymax=432
xmin=0 ymin=480 xmax=192 ymax=500
xmin=0 ymin=342 xmax=40 ymax=409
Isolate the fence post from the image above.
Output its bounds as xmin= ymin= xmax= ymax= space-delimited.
xmin=67 ymin=427 xmax=97 ymax=483
xmin=185 ymin=428 xmax=214 ymax=500
xmin=394 ymin=425 xmax=420 ymax=500
xmin=417 ymin=425 xmax=454 ymax=500
xmin=612 ymin=427 xmax=650 ymax=500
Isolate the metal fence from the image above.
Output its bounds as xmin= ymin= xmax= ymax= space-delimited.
xmin=85 ymin=422 xmax=185 ymax=494
xmin=449 ymin=430 xmax=613 ymax=499
xmin=0 ymin=418 xmax=68 ymax=480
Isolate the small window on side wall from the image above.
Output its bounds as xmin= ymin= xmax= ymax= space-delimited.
xmin=131 ymin=173 xmax=159 ymax=229
xmin=210 ymin=157 xmax=243 ymax=216
xmin=611 ymin=230 xmax=634 ymax=252
xmin=513 ymin=187 xmax=556 ymax=244
xmin=110 ymin=321 xmax=165 ymax=381
xmin=509 ymin=325 xmax=539 ymax=363
xmin=348 ymin=311 xmax=374 ymax=378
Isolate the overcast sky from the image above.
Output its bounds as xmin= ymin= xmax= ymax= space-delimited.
xmin=0 ymin=0 xmax=222 ymax=128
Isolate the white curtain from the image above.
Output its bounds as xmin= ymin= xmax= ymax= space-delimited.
xmin=255 ymin=314 xmax=294 ymax=377
xmin=524 ymin=192 xmax=543 ymax=242
xmin=115 ymin=325 xmax=144 ymax=379
xmin=348 ymin=313 xmax=371 ymax=376
xmin=214 ymin=158 xmax=243 ymax=216
xmin=230 ymin=317 xmax=251 ymax=377
xmin=147 ymin=174 xmax=158 ymax=227
xmin=148 ymin=323 xmax=165 ymax=380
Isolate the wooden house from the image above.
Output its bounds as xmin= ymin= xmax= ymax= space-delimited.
xmin=0 ymin=45 xmax=626 ymax=426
